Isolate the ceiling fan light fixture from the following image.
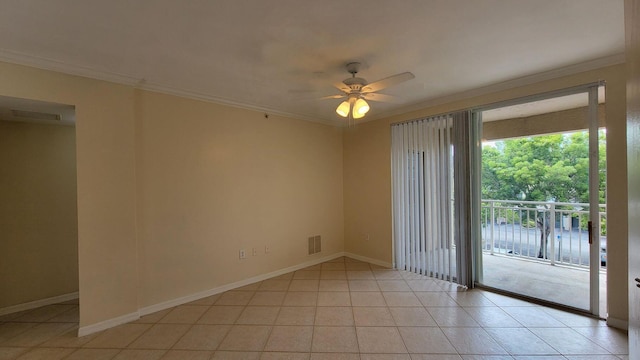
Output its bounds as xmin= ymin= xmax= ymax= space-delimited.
xmin=325 ymin=63 xmax=414 ymax=121
xmin=336 ymin=100 xmax=350 ymax=117
xmin=353 ymin=98 xmax=370 ymax=117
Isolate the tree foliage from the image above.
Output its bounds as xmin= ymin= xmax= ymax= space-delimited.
xmin=481 ymin=131 xmax=606 ymax=204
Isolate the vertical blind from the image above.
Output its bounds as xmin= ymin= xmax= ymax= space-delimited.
xmin=391 ymin=111 xmax=473 ymax=285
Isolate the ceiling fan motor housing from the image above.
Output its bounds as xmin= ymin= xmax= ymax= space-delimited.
xmin=344 ymin=62 xmax=367 ymax=92
xmin=346 ymin=62 xmax=361 ymax=74
xmin=343 ymin=77 xmax=367 ymax=92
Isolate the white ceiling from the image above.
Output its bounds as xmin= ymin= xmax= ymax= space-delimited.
xmin=0 ymin=0 xmax=625 ymax=125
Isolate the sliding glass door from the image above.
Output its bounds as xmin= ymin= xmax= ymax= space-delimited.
xmin=473 ymin=84 xmax=606 ymax=316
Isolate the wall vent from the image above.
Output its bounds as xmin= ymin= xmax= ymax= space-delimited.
xmin=11 ymin=109 xmax=61 ymax=121
xmin=308 ymin=235 xmax=321 ymax=255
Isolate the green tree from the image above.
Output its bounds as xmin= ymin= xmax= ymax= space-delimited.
xmin=481 ymin=130 xmax=606 ymax=205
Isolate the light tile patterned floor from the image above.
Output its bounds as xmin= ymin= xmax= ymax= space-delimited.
xmin=0 ymin=257 xmax=629 ymax=359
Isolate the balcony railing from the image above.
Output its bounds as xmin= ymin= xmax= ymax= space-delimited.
xmin=481 ymin=199 xmax=607 ymax=269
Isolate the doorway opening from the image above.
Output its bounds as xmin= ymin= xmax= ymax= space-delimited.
xmin=0 ymin=96 xmax=79 ymax=324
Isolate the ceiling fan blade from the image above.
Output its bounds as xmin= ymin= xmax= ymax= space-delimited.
xmin=362 ymin=72 xmax=415 ymax=93
xmin=333 ymin=82 xmax=351 ymax=93
xmin=362 ymin=92 xmax=403 ymax=103
xmin=319 ymin=94 xmax=346 ymax=100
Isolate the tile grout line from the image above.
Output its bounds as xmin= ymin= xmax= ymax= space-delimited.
xmin=165 ymin=300 xmax=216 ymax=353
xmin=0 ymin=257 xmax=628 ymax=359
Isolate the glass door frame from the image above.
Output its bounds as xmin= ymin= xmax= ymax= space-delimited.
xmin=470 ymin=82 xmax=604 ymax=317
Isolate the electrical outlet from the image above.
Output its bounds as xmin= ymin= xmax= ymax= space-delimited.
xmin=252 ymin=248 xmax=257 ymax=256
xmin=239 ymin=249 xmax=246 ymax=259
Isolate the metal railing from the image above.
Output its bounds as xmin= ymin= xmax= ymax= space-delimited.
xmin=481 ymin=199 xmax=607 ymax=269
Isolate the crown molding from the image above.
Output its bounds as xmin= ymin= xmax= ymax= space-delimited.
xmin=0 ymin=49 xmax=141 ymax=86
xmin=137 ymin=80 xmax=343 ymax=127
xmin=0 ymin=49 xmax=343 ymax=127
xmin=0 ymin=49 xmax=624 ymax=128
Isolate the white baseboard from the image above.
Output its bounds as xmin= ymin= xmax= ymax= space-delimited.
xmin=139 ymin=252 xmax=345 ymax=316
xmin=344 ymin=252 xmax=393 ymax=268
xmin=78 ymin=311 xmax=140 ymax=337
xmin=606 ymin=316 xmax=628 ymax=330
xmin=81 ymin=251 xmax=387 ymax=335
xmin=0 ymin=292 xmax=79 ymax=317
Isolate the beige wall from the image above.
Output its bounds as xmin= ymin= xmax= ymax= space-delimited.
xmin=0 ymin=61 xmax=344 ymax=329
xmin=136 ymin=90 xmax=344 ymax=307
xmin=0 ymin=121 xmax=78 ymax=308
xmin=0 ymin=62 xmax=139 ymax=327
xmin=0 ymin=58 xmax=629 ymax=329
xmin=343 ymin=122 xmax=395 ymax=263
xmin=343 ymin=64 xmax=629 ymax=324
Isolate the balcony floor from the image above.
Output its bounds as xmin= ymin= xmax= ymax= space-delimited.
xmin=480 ymin=253 xmax=607 ymax=316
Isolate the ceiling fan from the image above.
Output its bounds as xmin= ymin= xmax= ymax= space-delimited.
xmin=323 ymin=62 xmax=415 ymax=120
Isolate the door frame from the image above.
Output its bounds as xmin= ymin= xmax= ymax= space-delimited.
xmin=471 ymin=82 xmax=605 ymax=316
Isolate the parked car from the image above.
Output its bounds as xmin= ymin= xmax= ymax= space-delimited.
xmin=600 ymin=239 xmax=607 ymax=267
